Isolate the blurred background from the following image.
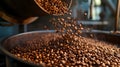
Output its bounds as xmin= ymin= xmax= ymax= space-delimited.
xmin=0 ymin=0 xmax=119 ymax=40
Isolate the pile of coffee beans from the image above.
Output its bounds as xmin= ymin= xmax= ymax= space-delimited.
xmin=10 ymin=17 xmax=120 ymax=66
xmin=10 ymin=33 xmax=120 ymax=67
xmin=35 ymin=0 xmax=69 ymax=15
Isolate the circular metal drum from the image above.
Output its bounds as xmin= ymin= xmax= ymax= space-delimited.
xmin=0 ymin=30 xmax=120 ymax=67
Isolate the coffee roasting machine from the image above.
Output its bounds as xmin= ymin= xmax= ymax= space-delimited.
xmin=0 ymin=0 xmax=120 ymax=67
